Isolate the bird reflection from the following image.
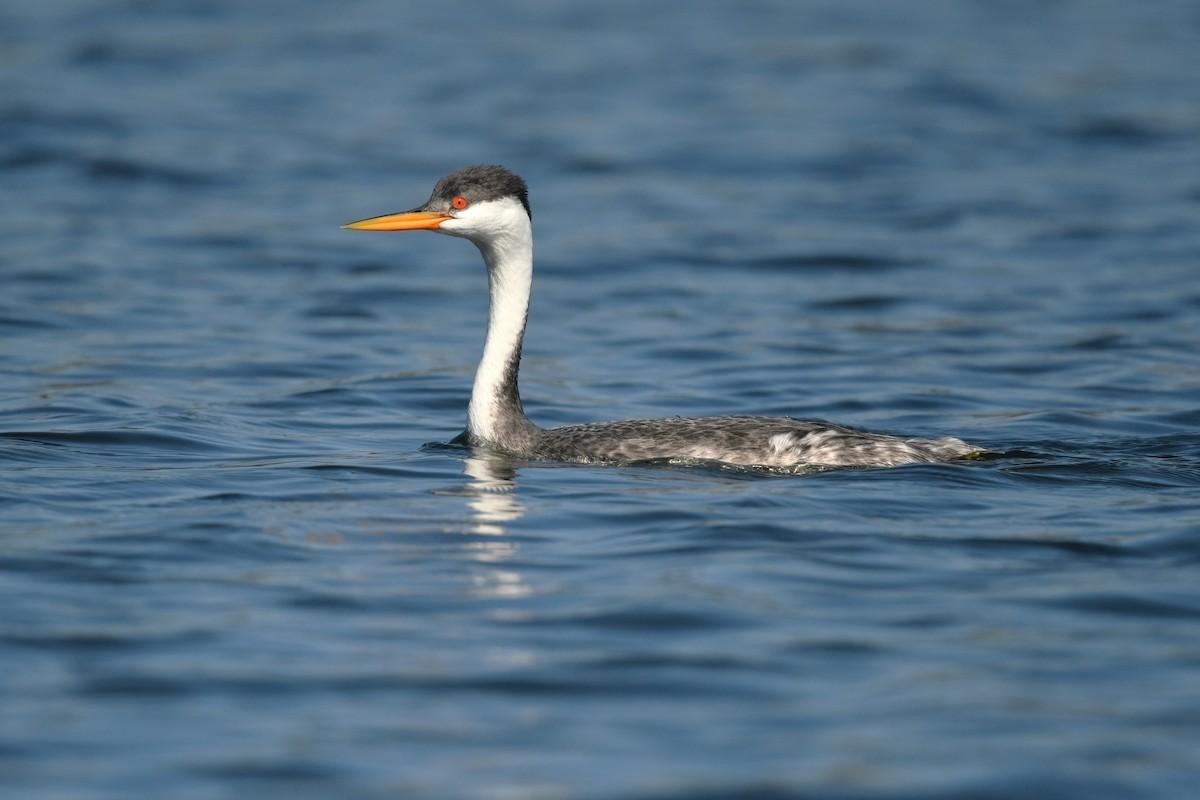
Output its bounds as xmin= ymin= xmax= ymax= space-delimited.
xmin=455 ymin=457 xmax=531 ymax=605
xmin=461 ymin=455 xmax=524 ymax=538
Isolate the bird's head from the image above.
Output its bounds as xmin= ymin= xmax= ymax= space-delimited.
xmin=343 ymin=165 xmax=531 ymax=246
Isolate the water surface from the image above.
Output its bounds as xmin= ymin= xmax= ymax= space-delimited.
xmin=3 ymin=1 xmax=1200 ymax=798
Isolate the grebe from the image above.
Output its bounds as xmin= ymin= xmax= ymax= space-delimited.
xmin=344 ymin=165 xmax=978 ymax=468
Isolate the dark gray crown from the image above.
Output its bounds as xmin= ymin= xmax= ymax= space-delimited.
xmin=427 ymin=165 xmax=531 ymax=219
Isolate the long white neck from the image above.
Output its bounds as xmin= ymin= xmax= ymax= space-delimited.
xmin=466 ymin=222 xmax=539 ymax=449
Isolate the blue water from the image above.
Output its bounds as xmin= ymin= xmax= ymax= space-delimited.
xmin=4 ymin=1 xmax=1200 ymax=797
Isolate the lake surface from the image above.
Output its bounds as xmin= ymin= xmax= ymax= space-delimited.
xmin=3 ymin=1 xmax=1200 ymax=797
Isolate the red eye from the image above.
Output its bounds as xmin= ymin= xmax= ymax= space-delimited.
xmin=452 ymin=195 xmax=469 ymax=210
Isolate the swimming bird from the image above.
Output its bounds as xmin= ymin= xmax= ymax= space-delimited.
xmin=344 ymin=165 xmax=978 ymax=468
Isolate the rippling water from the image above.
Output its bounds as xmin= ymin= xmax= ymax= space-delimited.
xmin=3 ymin=1 xmax=1200 ymax=798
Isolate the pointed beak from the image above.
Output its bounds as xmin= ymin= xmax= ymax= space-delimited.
xmin=342 ymin=210 xmax=452 ymax=231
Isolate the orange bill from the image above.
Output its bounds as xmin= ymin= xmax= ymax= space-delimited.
xmin=342 ymin=211 xmax=451 ymax=231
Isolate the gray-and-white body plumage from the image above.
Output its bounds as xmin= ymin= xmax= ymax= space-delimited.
xmin=345 ymin=165 xmax=979 ymax=469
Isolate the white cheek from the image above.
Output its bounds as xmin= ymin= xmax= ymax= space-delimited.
xmin=436 ymin=217 xmax=468 ymax=237
xmin=438 ymin=207 xmax=488 ymax=237
xmin=439 ymin=198 xmax=528 ymax=239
